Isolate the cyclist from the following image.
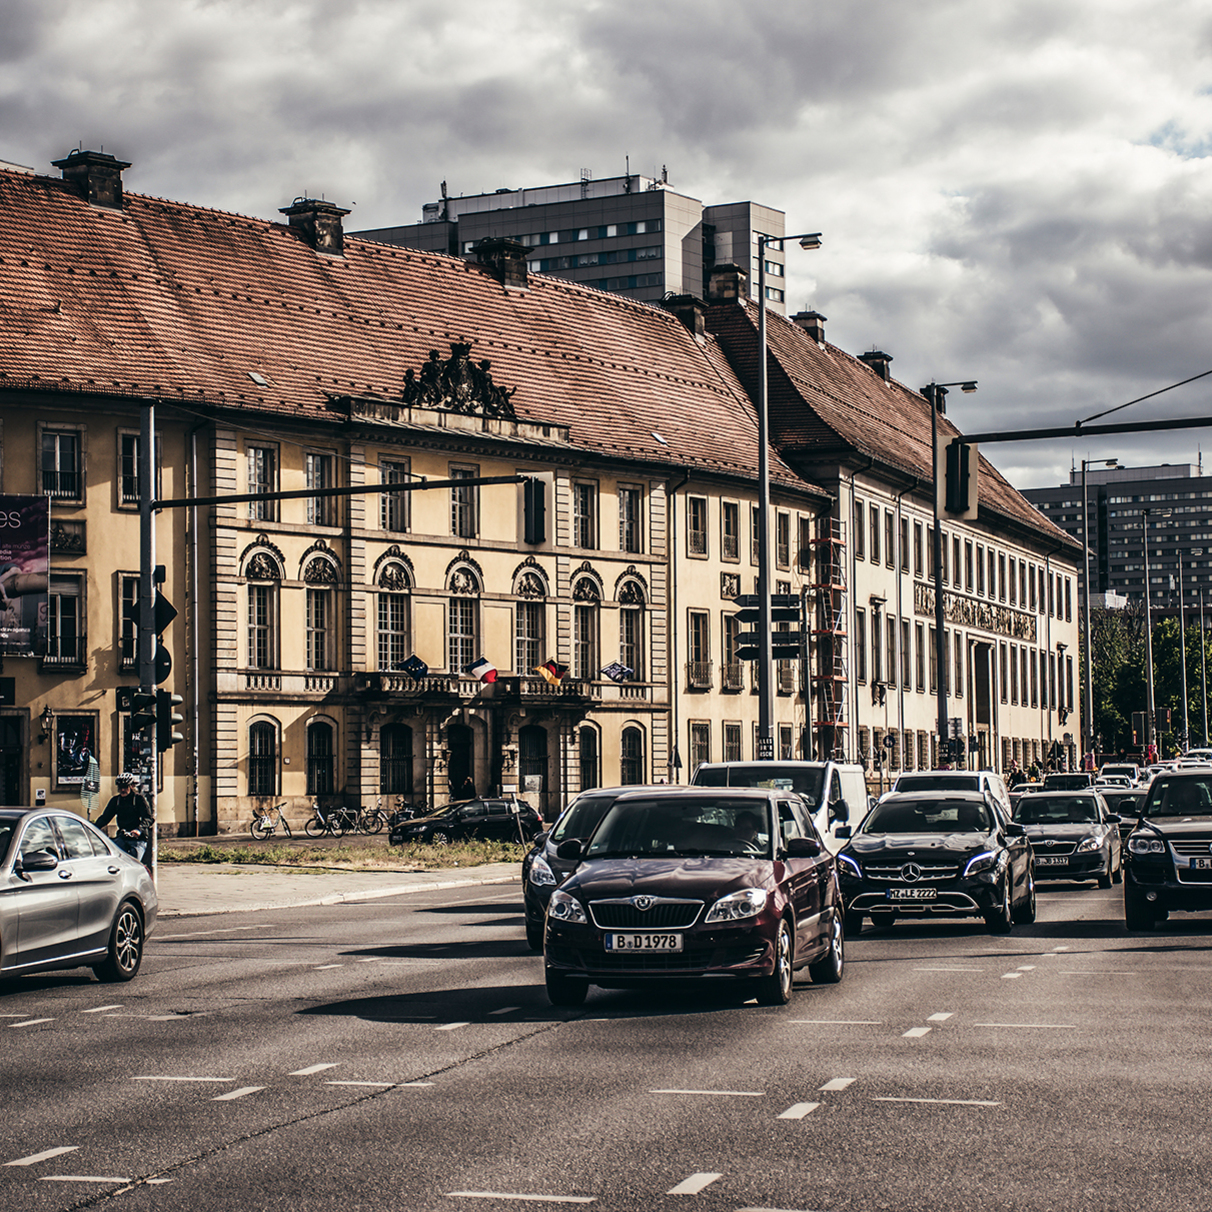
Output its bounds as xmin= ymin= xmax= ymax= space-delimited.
xmin=96 ymin=773 xmax=155 ymax=866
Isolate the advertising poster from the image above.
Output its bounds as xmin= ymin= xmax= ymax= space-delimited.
xmin=55 ymin=714 xmax=97 ymax=789
xmin=0 ymin=495 xmax=49 ymax=656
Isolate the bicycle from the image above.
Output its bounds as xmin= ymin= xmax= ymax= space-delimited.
xmin=355 ymin=796 xmax=389 ymax=835
xmin=250 ymin=802 xmax=292 ymax=840
xmin=304 ymin=800 xmax=346 ymax=838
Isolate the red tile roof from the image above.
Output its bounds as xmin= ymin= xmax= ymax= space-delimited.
xmin=0 ymin=168 xmax=824 ymax=498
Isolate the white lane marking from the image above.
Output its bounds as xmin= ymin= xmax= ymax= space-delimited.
xmin=446 ymin=1193 xmax=594 ymax=1204
xmin=667 ymin=1172 xmax=723 ymax=1196
xmin=1017 ymin=965 xmax=1036 ymax=971
xmin=489 ymin=1006 xmax=521 ymax=1015
xmin=10 ymin=1018 xmax=53 ymax=1028
xmin=650 ymin=1089 xmax=764 ymax=1097
xmin=0 ymin=1013 xmax=32 ymax=1017
xmin=355 ymin=958 xmax=378 ymax=963
xmin=819 ymin=1077 xmax=856 ymax=1092
xmin=914 ymin=967 xmax=984 ymax=972
xmin=326 ymin=1081 xmax=396 ymax=1088
xmin=147 ymin=1014 xmax=206 ymax=1022
xmin=790 ymin=1019 xmax=882 ymax=1025
xmin=147 ymin=1178 xmax=174 ymax=1184
xmin=400 ymin=1081 xmax=435 ymax=1087
xmin=6 ymin=1146 xmax=79 ymax=1167
xmin=81 ymin=1005 xmax=123 ymax=1014
xmin=314 ymin=964 xmax=344 ymax=970
xmin=436 ymin=1021 xmax=470 ymax=1031
xmin=212 ymin=1086 xmax=264 ymax=1101
xmin=874 ymin=1097 xmax=1000 ymax=1107
xmin=903 ymin=1027 xmax=932 ymax=1038
xmin=1051 ymin=945 xmax=1070 ymax=951
xmin=155 ymin=925 xmax=271 ymax=941
xmin=1001 ymin=973 xmax=1023 ymax=980
xmin=133 ymin=1076 xmax=233 ymax=1082
xmin=290 ymin=1063 xmax=339 ymax=1076
xmin=927 ymin=1013 xmax=954 ymax=1022
xmin=39 ymin=1176 xmax=131 ymax=1184
xmin=777 ymin=1102 xmax=820 ymax=1119
xmin=973 ymin=1022 xmax=1077 ymax=1029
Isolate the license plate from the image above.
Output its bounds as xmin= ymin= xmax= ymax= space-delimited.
xmin=1035 ymin=856 xmax=1068 ymax=866
xmin=605 ymin=933 xmax=683 ymax=952
xmin=888 ymin=887 xmax=937 ymax=900
xmin=1193 ymin=858 xmax=1212 ymax=870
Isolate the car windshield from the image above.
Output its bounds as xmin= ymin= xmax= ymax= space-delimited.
xmin=693 ymin=764 xmax=825 ymax=807
xmin=863 ymin=798 xmax=991 ymax=834
xmin=584 ymin=796 xmax=773 ymax=860
xmin=1043 ymin=775 xmax=1091 ymax=789
xmin=894 ymin=775 xmax=980 ymax=793
xmin=0 ymin=821 xmax=14 ymax=864
xmin=1015 ymin=796 xmax=1099 ymax=824
xmin=550 ymin=795 xmax=618 ymax=844
xmin=1144 ymin=776 xmax=1212 ymax=817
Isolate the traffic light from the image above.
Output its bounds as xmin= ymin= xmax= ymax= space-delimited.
xmin=733 ymin=594 xmax=804 ymax=661
xmin=942 ymin=438 xmax=979 ymax=519
xmin=156 ymin=690 xmax=184 ymax=751
xmin=129 ymin=690 xmax=157 ymax=731
xmin=955 ymin=736 xmax=967 ymax=761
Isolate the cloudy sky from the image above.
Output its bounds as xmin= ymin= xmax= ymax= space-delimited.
xmin=3 ymin=0 xmax=1211 ymax=488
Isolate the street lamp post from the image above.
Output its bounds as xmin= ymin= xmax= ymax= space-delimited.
xmin=1142 ymin=508 xmax=1158 ymax=756
xmin=1201 ymin=580 xmax=1209 ymax=747
xmin=922 ymin=380 xmax=977 ymax=766
xmin=1081 ymin=457 xmax=1118 ymax=769
xmin=756 ymin=229 xmax=821 ymax=757
xmin=1179 ymin=547 xmax=1189 ymax=751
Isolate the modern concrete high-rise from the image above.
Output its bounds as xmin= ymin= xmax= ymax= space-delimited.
xmin=354 ymin=172 xmax=790 ymax=312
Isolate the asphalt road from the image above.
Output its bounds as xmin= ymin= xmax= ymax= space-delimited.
xmin=2 ymin=879 xmax=1211 ymax=1212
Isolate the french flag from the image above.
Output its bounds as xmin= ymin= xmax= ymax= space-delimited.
xmin=466 ymin=657 xmax=497 ymax=684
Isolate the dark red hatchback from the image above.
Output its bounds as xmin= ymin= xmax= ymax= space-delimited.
xmin=542 ymin=787 xmax=845 ymax=1007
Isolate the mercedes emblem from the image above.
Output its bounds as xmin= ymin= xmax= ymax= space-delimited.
xmin=901 ymin=863 xmax=922 ymax=883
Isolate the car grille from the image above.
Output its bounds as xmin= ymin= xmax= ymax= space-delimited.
xmin=862 ymin=862 xmax=960 ymax=883
xmin=588 ymin=898 xmax=703 ymax=929
xmin=1169 ymin=838 xmax=1212 ymax=858
xmin=1031 ymin=840 xmax=1077 ymax=856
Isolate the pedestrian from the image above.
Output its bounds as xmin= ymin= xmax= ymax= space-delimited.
xmin=96 ymin=773 xmax=155 ymax=866
xmin=458 ymin=774 xmax=476 ymax=800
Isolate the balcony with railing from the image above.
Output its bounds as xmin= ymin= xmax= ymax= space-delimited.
xmin=685 ymin=660 xmax=713 ymax=691
xmin=721 ymin=662 xmax=744 ymax=691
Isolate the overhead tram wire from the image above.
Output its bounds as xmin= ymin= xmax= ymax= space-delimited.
xmin=1079 ymin=368 xmax=1212 ymax=428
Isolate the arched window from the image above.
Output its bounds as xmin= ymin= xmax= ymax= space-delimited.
xmin=304 ymin=558 xmax=338 ymax=672
xmin=618 ymin=580 xmax=646 ymax=681
xmin=245 ymin=552 xmax=280 ymax=670
xmin=514 ymin=571 xmax=545 ymax=675
xmin=621 ymin=726 xmax=645 ymax=785
xmin=379 ymin=723 xmax=413 ymax=795
xmin=307 ymin=718 xmax=336 ymax=796
xmin=248 ymin=720 xmax=278 ymax=796
xmin=448 ymin=567 xmax=480 ymax=672
xmin=572 ymin=577 xmax=600 ymax=680
xmin=377 ymin=562 xmax=411 ymax=670
xmin=579 ymin=726 xmax=600 ymax=792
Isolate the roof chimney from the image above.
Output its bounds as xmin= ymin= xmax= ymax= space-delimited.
xmin=858 ymin=349 xmax=893 ymax=382
xmin=474 ymin=237 xmax=529 ymax=288
xmin=706 ymin=262 xmax=747 ymax=304
xmin=661 ymin=293 xmax=706 ymax=337
xmin=280 ymin=198 xmax=351 ymax=256
xmin=51 ymin=149 xmax=130 ymax=210
xmin=791 ymin=310 xmax=827 ymax=344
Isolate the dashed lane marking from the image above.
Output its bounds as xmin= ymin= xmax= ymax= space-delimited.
xmin=903 ymin=1027 xmax=932 ymax=1038
xmin=874 ymin=1097 xmax=1001 ymax=1107
xmin=400 ymin=1082 xmax=435 ymax=1087
xmin=326 ymin=1081 xmax=396 ymax=1088
xmin=667 ymin=1173 xmax=723 ymax=1196
xmin=651 ymin=1089 xmax=764 ymax=1097
xmin=927 ymin=1013 xmax=954 ymax=1022
xmin=1001 ymin=973 xmax=1023 ymax=980
xmin=489 ymin=1006 xmax=521 ymax=1015
xmin=290 ymin=1064 xmax=338 ymax=1076
xmin=777 ymin=1102 xmax=821 ymax=1119
xmin=436 ymin=1022 xmax=470 ymax=1031
xmin=10 ymin=1018 xmax=53 ymax=1028
xmin=1017 ymin=965 xmax=1036 ymax=971
xmin=447 ymin=1193 xmax=594 ymax=1203
xmin=819 ymin=1078 xmax=856 ymax=1092
xmin=82 ymin=1005 xmax=123 ymax=1014
xmin=39 ymin=1176 xmax=131 ymax=1184
xmin=212 ymin=1087 xmax=264 ymax=1101
xmin=6 ymin=1147 xmax=79 ymax=1167
xmin=314 ymin=964 xmax=344 ymax=970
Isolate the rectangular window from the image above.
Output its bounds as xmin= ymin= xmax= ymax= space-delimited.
xmin=46 ymin=574 xmax=83 ymax=665
xmin=886 ymin=615 xmax=897 ymax=688
xmin=451 ymin=465 xmax=479 ymax=539
xmin=619 ymin=484 xmax=643 ymax=554
xmin=449 ymin=596 xmax=478 ymax=672
xmin=751 ymin=505 xmax=761 ymax=564
xmin=798 ymin=516 xmax=812 ymax=574
xmin=573 ymin=481 xmax=599 ymax=549
xmin=871 ymin=612 xmax=882 ymax=684
xmin=776 ymin=512 xmax=790 ymax=568
xmin=306 ymin=588 xmax=331 ymax=671
xmin=687 ymin=496 xmax=708 ymax=556
xmin=871 ymin=508 xmax=881 ymax=564
xmin=902 ymin=518 xmax=911 ymax=573
xmin=1009 ymin=557 xmax=1017 ymax=605
xmin=41 ymin=429 xmax=82 ymax=500
xmin=573 ymin=604 xmax=597 ymax=681
xmin=855 ymin=609 xmax=867 ymax=681
xmin=1000 ymin=643 xmax=1008 ymax=703
xmin=721 ymin=501 xmax=739 ymax=561
xmin=722 ymin=613 xmax=741 ymax=689
xmin=854 ymin=500 xmax=865 ymax=559
xmin=1065 ymin=577 xmax=1072 ymax=621
xmin=1021 ymin=647 xmax=1029 ymax=706
xmin=620 ymin=606 xmax=644 ymax=681
xmin=977 ymin=544 xmax=985 ymax=595
xmin=988 ymin=549 xmax=997 ymax=600
xmin=923 ymin=524 xmax=932 ymax=579
xmin=965 ymin=541 xmax=974 ymax=591
xmin=1031 ymin=650 xmax=1039 ymax=707
xmin=885 ymin=511 xmax=895 ymax=567
xmin=901 ymin=618 xmax=911 ymax=687
xmin=1067 ymin=654 xmax=1074 ymax=708
xmin=953 ymin=537 xmax=961 ymax=588
xmin=119 ymin=433 xmax=140 ymax=506
xmin=723 ymin=722 xmax=742 ymax=763
xmin=247 ymin=445 xmax=277 ymax=521
xmin=690 ymin=722 xmax=711 ymax=773
xmin=954 ymin=631 xmax=964 ymax=697
xmin=999 ymin=553 xmax=1007 ymax=602
xmin=306 ymin=453 xmax=335 ymax=527
xmin=377 ymin=593 xmax=409 ymax=670
xmin=929 ymin=625 xmax=938 ymax=693
xmin=516 ymin=600 xmax=543 ymax=674
xmin=119 ymin=574 xmax=138 ymax=670
xmin=380 ymin=460 xmax=410 ymax=532
xmin=688 ymin=610 xmax=710 ymax=664
xmin=915 ymin=622 xmax=925 ymax=691
xmin=779 ymin=724 xmax=793 ymax=761
xmin=248 ymin=584 xmax=274 ymax=669
xmin=1011 ymin=644 xmax=1019 ymax=704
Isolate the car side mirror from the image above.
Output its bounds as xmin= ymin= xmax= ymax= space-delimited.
xmin=1004 ymin=821 xmax=1026 ymax=837
xmin=555 ymin=839 xmax=583 ymax=862
xmin=1105 ymin=814 xmax=1121 ymax=824
xmin=16 ymin=849 xmax=58 ymax=874
xmin=834 ymin=825 xmax=852 ymax=840
xmin=828 ymin=799 xmax=849 ymax=823
xmin=785 ymin=836 xmax=822 ymax=858
xmin=533 ymin=830 xmax=550 ymax=847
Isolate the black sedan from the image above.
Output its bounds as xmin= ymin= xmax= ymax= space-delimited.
xmin=836 ymin=791 xmax=1035 ymax=934
xmin=1 ymin=808 xmax=157 ymax=982
xmin=389 ymin=797 xmax=542 ymax=846
xmin=543 ymin=787 xmax=844 ymax=1007
xmin=1013 ymin=790 xmax=1122 ymax=887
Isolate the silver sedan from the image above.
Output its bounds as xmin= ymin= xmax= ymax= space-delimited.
xmin=0 ymin=808 xmax=158 ymax=982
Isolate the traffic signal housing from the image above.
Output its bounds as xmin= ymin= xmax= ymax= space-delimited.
xmin=941 ymin=437 xmax=979 ymax=519
xmin=733 ymin=593 xmax=804 ymax=661
xmin=156 ymin=690 xmax=184 ymax=752
xmin=129 ymin=690 xmax=157 ymax=732
xmin=523 ymin=476 xmax=546 ymax=545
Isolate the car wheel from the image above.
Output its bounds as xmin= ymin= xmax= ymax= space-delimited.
xmin=985 ymin=878 xmax=1013 ymax=934
xmin=546 ymin=968 xmax=587 ymax=1008
xmin=1012 ymin=870 xmax=1037 ymax=924
xmin=1097 ymin=866 xmax=1113 ymax=890
xmin=526 ymin=918 xmax=544 ymax=952
xmin=756 ymin=919 xmax=794 ymax=1005
xmin=93 ymin=901 xmax=144 ymax=983
xmin=807 ymin=913 xmax=845 ymax=985
xmin=843 ymin=908 xmax=864 ymax=936
xmin=432 ymin=830 xmax=451 ymax=846
xmin=869 ymin=910 xmax=895 ymax=931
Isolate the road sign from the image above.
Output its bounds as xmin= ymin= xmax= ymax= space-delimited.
xmin=756 ymin=736 xmax=774 ymax=760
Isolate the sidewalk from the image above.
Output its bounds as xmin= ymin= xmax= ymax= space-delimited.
xmin=154 ymin=860 xmax=521 ymax=917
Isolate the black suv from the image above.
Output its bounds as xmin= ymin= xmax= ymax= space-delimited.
xmin=1123 ymin=771 xmax=1212 ymax=930
xmin=389 ymin=797 xmax=542 ymax=846
xmin=836 ymin=791 xmax=1035 ymax=933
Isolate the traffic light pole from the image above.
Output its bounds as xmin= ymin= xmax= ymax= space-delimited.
xmin=928 ymin=385 xmax=949 ymax=765
xmin=139 ymin=402 xmax=158 ymax=877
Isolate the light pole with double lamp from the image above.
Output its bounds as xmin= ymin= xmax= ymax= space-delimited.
xmin=756 ymin=230 xmax=821 ymax=756
xmin=1141 ymin=507 xmax=1170 ymax=757
xmin=1081 ymin=457 xmax=1118 ymax=768
xmin=921 ymin=380 xmax=977 ymax=766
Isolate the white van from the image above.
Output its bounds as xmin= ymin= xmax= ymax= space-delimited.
xmin=890 ymin=769 xmax=1012 ymax=817
xmin=690 ymin=760 xmax=871 ymax=852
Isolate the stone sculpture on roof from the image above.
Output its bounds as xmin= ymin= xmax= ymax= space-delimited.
xmin=401 ymin=343 xmax=517 ymax=419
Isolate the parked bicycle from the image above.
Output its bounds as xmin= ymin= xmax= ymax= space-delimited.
xmin=304 ymin=800 xmax=347 ymax=838
xmin=355 ymin=797 xmax=390 ymax=835
xmin=250 ymin=802 xmax=292 ymax=840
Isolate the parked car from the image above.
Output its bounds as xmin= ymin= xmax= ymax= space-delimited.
xmin=1 ymin=808 xmax=157 ymax=982
xmin=389 ymin=797 xmax=542 ymax=846
xmin=1043 ymin=771 xmax=1096 ymax=791
xmin=522 ymin=786 xmax=652 ymax=951
xmin=543 ymin=786 xmax=844 ymax=1007
xmin=1095 ymin=775 xmax=1132 ymax=791
xmin=835 ymin=791 xmax=1034 ymax=934
xmin=1099 ymin=763 xmax=1142 ymax=786
xmin=1012 ymin=790 xmax=1122 ymax=887
xmin=892 ymin=769 xmax=1013 ymax=818
xmin=1123 ymin=770 xmax=1212 ymax=930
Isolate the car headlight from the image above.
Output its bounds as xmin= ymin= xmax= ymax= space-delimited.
xmin=1075 ymin=836 xmax=1102 ymax=853
xmin=548 ymin=889 xmax=587 ymax=925
xmin=704 ymin=888 xmax=768 ymax=923
xmin=529 ymin=854 xmax=557 ymax=888
xmin=1129 ymin=836 xmax=1166 ymax=855
xmin=836 ymin=852 xmax=863 ymax=880
xmin=963 ymin=849 xmax=1006 ymax=877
